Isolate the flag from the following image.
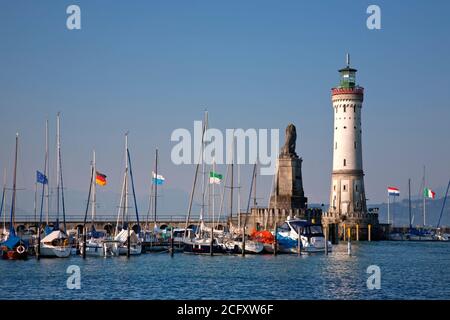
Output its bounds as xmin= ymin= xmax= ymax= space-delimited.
xmin=423 ymin=187 xmax=435 ymax=199
xmin=95 ymin=172 xmax=107 ymax=186
xmin=36 ymin=171 xmax=48 ymax=184
xmin=209 ymin=171 xmax=223 ymax=184
xmin=387 ymin=187 xmax=400 ymax=196
xmin=152 ymin=171 xmax=165 ymax=185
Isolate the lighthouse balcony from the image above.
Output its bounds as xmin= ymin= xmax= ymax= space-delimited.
xmin=331 ymin=86 xmax=364 ymax=96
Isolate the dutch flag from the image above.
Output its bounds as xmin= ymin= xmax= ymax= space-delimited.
xmin=388 ymin=187 xmax=400 ymax=196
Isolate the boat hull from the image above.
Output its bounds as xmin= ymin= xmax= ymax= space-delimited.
xmin=2 ymin=249 xmax=28 ymax=260
xmin=39 ymin=245 xmax=71 ymax=258
xmin=183 ymin=242 xmax=227 ymax=255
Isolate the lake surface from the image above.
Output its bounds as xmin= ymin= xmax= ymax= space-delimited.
xmin=1 ymin=241 xmax=449 ymax=300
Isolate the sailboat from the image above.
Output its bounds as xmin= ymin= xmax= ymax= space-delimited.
xmin=183 ymin=112 xmax=227 ymax=255
xmin=223 ymin=147 xmax=263 ymax=254
xmin=0 ymin=169 xmax=9 ymax=242
xmin=80 ymin=151 xmax=114 ymax=257
xmin=1 ymin=133 xmax=28 ymax=260
xmin=143 ymin=148 xmax=172 ymax=252
xmin=38 ymin=114 xmax=71 ymax=258
xmin=113 ymin=133 xmax=142 ymax=256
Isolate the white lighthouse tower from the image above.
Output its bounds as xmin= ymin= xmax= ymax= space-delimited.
xmin=323 ymin=55 xmax=378 ymax=241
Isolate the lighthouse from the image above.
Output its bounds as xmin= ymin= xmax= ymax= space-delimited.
xmin=323 ymin=55 xmax=379 ymax=241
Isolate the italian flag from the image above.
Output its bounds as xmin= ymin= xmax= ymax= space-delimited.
xmin=209 ymin=171 xmax=223 ymax=184
xmin=423 ymin=187 xmax=436 ymax=199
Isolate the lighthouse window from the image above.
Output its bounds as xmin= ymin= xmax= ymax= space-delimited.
xmin=343 ymin=185 xmax=347 ymax=191
xmin=343 ymin=159 xmax=346 ymax=166
xmin=344 ymin=126 xmax=347 ymax=129
xmin=334 ymin=185 xmax=336 ymax=191
xmin=356 ymin=185 xmax=358 ymax=191
xmin=343 ymin=106 xmax=346 ymax=113
xmin=354 ymin=106 xmax=356 ymax=113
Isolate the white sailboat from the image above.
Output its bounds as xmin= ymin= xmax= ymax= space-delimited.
xmin=0 ymin=169 xmax=9 ymax=242
xmin=80 ymin=151 xmax=115 ymax=257
xmin=113 ymin=133 xmax=142 ymax=256
xmin=38 ymin=114 xmax=71 ymax=258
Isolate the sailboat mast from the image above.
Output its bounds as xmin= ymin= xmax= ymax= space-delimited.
xmin=408 ymin=178 xmax=412 ymax=229
xmin=154 ymin=148 xmax=158 ymax=225
xmin=183 ymin=112 xmax=207 ymax=238
xmin=212 ymin=160 xmax=216 ymax=231
xmin=422 ymin=165 xmax=426 ymax=226
xmin=56 ymin=113 xmax=61 ymax=227
xmin=237 ymin=158 xmax=241 ymax=231
xmin=1 ymin=169 xmax=5 ymax=233
xmin=45 ymin=120 xmax=49 ymax=225
xmin=253 ymin=160 xmax=257 ymax=208
xmin=230 ymin=134 xmax=234 ymax=223
xmin=92 ymin=150 xmax=96 ymax=225
xmin=10 ymin=133 xmax=18 ymax=234
xmin=198 ymin=111 xmax=208 ymax=236
xmin=125 ymin=133 xmax=129 ymax=228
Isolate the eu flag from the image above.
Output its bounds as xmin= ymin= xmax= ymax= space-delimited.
xmin=36 ymin=171 xmax=48 ymax=184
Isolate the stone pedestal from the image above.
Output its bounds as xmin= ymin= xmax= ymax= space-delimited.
xmin=269 ymin=156 xmax=307 ymax=210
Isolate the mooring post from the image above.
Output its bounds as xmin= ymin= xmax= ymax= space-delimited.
xmin=241 ymin=231 xmax=246 ymax=257
xmin=170 ymin=228 xmax=174 ymax=257
xmin=368 ymin=224 xmax=372 ymax=242
xmin=356 ymin=224 xmax=359 ymax=241
xmin=324 ymin=226 xmax=328 ymax=256
xmin=210 ymin=231 xmax=214 ymax=257
xmin=82 ymin=227 xmax=87 ymax=259
xmin=36 ymin=226 xmax=41 ymax=260
xmin=347 ymin=227 xmax=352 ymax=256
xmin=127 ymin=230 xmax=131 ymax=258
xmin=273 ymin=225 xmax=278 ymax=256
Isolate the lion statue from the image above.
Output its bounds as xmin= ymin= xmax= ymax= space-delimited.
xmin=281 ymin=123 xmax=298 ymax=157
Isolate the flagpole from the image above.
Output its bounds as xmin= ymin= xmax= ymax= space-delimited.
xmin=387 ymin=193 xmax=390 ymax=225
xmin=423 ymin=165 xmax=426 ymax=227
xmin=392 ymin=195 xmax=395 ymax=227
xmin=34 ymin=182 xmax=37 ymax=224
xmin=92 ymin=150 xmax=96 ymax=228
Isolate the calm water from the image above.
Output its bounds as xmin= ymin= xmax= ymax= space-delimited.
xmin=1 ymin=242 xmax=449 ymax=300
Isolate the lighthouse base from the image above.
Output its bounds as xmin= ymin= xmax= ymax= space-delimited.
xmin=322 ymin=211 xmax=380 ymax=242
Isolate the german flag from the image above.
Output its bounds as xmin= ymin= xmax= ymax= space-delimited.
xmin=95 ymin=172 xmax=107 ymax=186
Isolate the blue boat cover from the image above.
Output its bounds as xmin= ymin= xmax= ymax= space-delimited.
xmin=44 ymin=225 xmax=53 ymax=235
xmin=1 ymin=234 xmax=21 ymax=250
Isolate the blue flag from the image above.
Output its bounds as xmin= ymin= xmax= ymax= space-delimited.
xmin=36 ymin=171 xmax=48 ymax=184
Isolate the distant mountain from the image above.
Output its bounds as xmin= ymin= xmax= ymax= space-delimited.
xmin=367 ymin=196 xmax=450 ymax=227
xmin=309 ymin=197 xmax=450 ymax=227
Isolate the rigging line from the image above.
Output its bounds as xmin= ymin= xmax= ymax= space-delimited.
xmin=59 ymin=146 xmax=67 ymax=233
xmin=127 ymin=148 xmax=140 ymax=231
xmin=83 ymin=165 xmax=94 ymax=228
xmin=216 ymin=163 xmax=229 ymax=227
xmin=183 ymin=111 xmax=207 ymax=239
xmin=437 ymin=179 xmax=450 ymax=228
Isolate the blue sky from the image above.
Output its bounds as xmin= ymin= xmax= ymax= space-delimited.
xmin=1 ymin=0 xmax=450 ymax=219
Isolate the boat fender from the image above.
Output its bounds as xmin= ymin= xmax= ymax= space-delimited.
xmin=16 ymin=245 xmax=25 ymax=254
